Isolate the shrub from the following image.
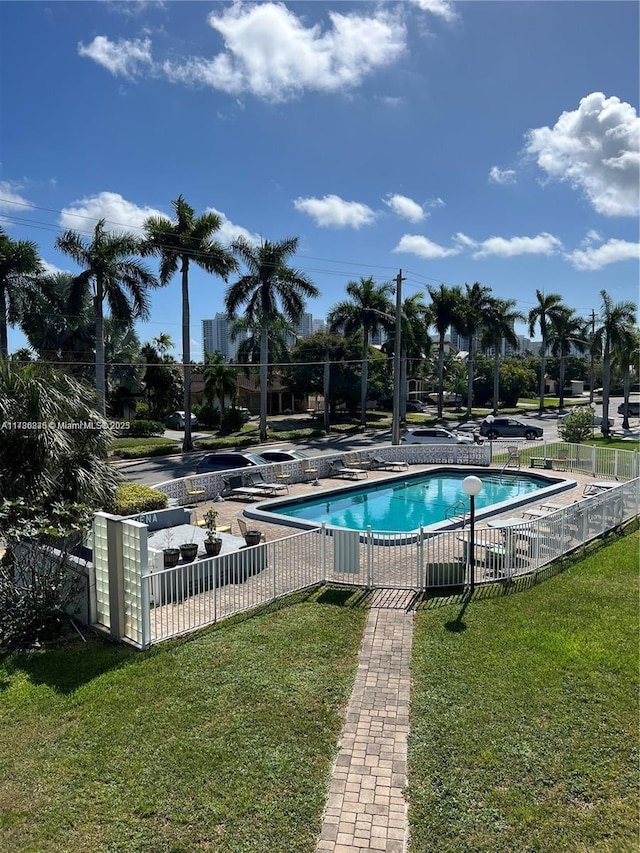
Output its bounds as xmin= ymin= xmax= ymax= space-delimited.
xmin=119 ymin=420 xmax=165 ymax=438
xmin=135 ymin=402 xmax=151 ymax=420
xmin=558 ymin=407 xmax=594 ymax=443
xmin=112 ymin=483 xmax=168 ymax=515
xmin=117 ymin=444 xmax=180 ymax=459
xmin=220 ymin=408 xmax=245 ymax=434
xmin=192 ymin=402 xmax=221 ymax=428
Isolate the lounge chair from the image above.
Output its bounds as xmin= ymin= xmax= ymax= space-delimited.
xmin=184 ymin=478 xmax=206 ymax=504
xmin=243 ymin=470 xmax=289 ymax=495
xmin=327 ymin=457 xmax=368 ymax=480
xmin=221 ymin=475 xmax=268 ymax=500
xmin=367 ymin=454 xmax=408 ymax=471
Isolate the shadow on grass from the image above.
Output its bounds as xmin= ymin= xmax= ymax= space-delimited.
xmin=314 ymin=587 xmax=372 ymax=608
xmin=444 ymin=592 xmax=472 ymax=632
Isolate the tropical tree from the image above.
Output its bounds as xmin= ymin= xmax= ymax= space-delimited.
xmin=140 ymin=341 xmax=183 ymax=421
xmin=548 ymin=308 xmax=587 ymax=410
xmin=203 ymin=351 xmax=237 ymax=413
xmin=527 ymin=290 xmax=565 ymax=415
xmin=382 ymin=292 xmax=431 ymax=419
xmin=594 ymin=291 xmax=637 ymax=436
xmin=427 ymin=284 xmax=462 ymax=418
xmin=55 ymin=220 xmax=159 ymax=415
xmin=144 ymin=196 xmax=238 ymax=451
xmin=103 ymin=318 xmax=144 ymax=418
xmin=616 ymin=326 xmax=640 ymax=431
xmin=0 ymin=227 xmax=42 ymax=360
xmin=328 ymin=276 xmax=394 ymax=427
xmin=0 ymin=361 xmax=120 ymax=508
xmin=225 ymin=236 xmax=319 ymax=441
xmin=481 ymin=298 xmax=524 ymax=414
xmin=452 ymin=282 xmax=493 ymax=418
xmin=230 ymin=311 xmax=294 ymax=375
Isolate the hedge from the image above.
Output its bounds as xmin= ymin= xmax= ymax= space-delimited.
xmin=118 ymin=420 xmax=165 ymax=438
xmin=112 ymin=483 xmax=168 ymax=515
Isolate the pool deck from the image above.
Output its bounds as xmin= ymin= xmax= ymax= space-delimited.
xmin=185 ymin=463 xmax=606 ymax=543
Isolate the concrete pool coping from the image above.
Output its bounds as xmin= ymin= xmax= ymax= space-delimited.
xmin=242 ymin=466 xmax=578 ymax=537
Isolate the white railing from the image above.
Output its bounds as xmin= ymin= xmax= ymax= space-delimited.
xmin=137 ymin=477 xmax=639 ymax=646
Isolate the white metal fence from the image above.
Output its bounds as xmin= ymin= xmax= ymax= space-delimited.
xmin=93 ymin=444 xmax=639 ymax=647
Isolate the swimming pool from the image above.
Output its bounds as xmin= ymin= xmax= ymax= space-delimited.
xmin=248 ymin=468 xmax=575 ymax=533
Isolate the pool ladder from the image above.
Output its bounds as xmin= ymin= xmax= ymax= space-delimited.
xmin=445 ymin=499 xmax=468 ymax=527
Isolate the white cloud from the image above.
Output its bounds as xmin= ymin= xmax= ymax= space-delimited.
xmin=163 ymin=3 xmax=406 ymax=102
xmin=426 ymin=197 xmax=445 ymax=208
xmin=409 ymin=0 xmax=458 ymax=23
xmin=205 ymin=207 xmax=260 ymax=245
xmin=525 ymin=92 xmax=640 ymax=217
xmin=583 ymin=229 xmax=604 ymax=245
xmin=41 ymin=260 xmax=67 ymax=276
xmin=472 ymin=232 xmax=563 ymax=258
xmin=293 ymin=194 xmax=376 ymax=228
xmin=488 ymin=165 xmax=517 ymax=185
xmin=392 ymin=234 xmax=460 ymax=259
xmin=59 ymin=192 xmax=166 ymax=233
xmin=384 ymin=193 xmax=425 ymax=222
xmin=0 ymin=181 xmax=33 ymax=213
xmin=453 ymin=232 xmax=478 ymax=249
xmin=78 ymin=35 xmax=153 ymax=78
xmin=567 ymin=239 xmax=640 ymax=271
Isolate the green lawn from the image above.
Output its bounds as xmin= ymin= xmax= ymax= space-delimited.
xmin=408 ymin=532 xmax=639 ymax=853
xmin=0 ymin=597 xmax=366 ymax=853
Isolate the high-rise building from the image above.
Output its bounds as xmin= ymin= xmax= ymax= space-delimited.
xmin=295 ymin=312 xmax=314 ymax=339
xmin=202 ymin=314 xmax=247 ymax=362
xmin=313 ymin=318 xmax=326 ymax=334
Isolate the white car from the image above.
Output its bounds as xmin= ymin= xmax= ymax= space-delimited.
xmin=401 ymin=427 xmax=475 ymax=445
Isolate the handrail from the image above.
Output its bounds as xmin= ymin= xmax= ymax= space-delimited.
xmin=445 ymin=498 xmax=468 ymax=527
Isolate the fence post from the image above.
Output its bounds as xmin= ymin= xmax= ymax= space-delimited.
xmin=592 ymin=444 xmax=597 ymax=476
xmin=366 ymin=526 xmax=373 ymax=587
xmin=418 ymin=527 xmax=424 ymax=590
xmin=321 ymin=522 xmax=327 ymax=583
xmin=633 ymin=450 xmax=638 ymax=480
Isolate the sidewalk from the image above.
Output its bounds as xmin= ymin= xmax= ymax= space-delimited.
xmin=316 ymin=591 xmax=414 ymax=852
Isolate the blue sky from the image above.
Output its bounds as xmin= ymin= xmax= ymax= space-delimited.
xmin=1 ymin=0 xmax=638 ymax=360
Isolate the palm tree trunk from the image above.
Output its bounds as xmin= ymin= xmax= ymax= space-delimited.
xmin=259 ymin=315 xmax=269 ymax=442
xmin=323 ymin=344 xmax=331 ymax=433
xmin=0 ymin=286 xmax=8 ymax=361
xmin=539 ymin=341 xmax=546 ymax=414
xmin=437 ymin=336 xmax=445 ymax=419
xmin=94 ymin=278 xmax=106 ymax=416
xmin=601 ymin=340 xmax=611 ymax=437
xmin=360 ymin=331 xmax=369 ymax=427
xmin=622 ymin=366 xmax=630 ymax=431
xmin=181 ymin=258 xmax=193 ymax=452
xmin=466 ymin=340 xmax=474 ymax=418
xmin=558 ymin=353 xmax=566 ymax=411
xmin=493 ymin=350 xmax=500 ymax=415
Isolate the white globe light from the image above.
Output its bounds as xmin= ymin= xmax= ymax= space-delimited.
xmin=485 ymin=415 xmax=495 ymax=424
xmin=463 ymin=475 xmax=483 ymax=497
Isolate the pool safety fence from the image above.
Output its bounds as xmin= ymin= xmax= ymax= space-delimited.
xmin=90 ymin=445 xmax=639 ymax=647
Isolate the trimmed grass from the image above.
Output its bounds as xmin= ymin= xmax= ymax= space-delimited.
xmin=0 ymin=598 xmax=366 ymax=853
xmin=408 ymin=532 xmax=639 ymax=853
xmin=110 ymin=437 xmax=179 ymax=450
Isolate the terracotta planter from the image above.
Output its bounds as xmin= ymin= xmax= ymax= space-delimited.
xmin=204 ymin=538 xmax=223 ymax=557
xmin=179 ymin=543 xmax=199 ymax=562
xmin=163 ymin=548 xmax=180 ymax=568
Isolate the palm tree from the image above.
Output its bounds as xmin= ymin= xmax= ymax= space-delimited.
xmin=427 ymin=284 xmax=462 ymax=418
xmin=616 ymin=326 xmax=640 ymax=431
xmin=203 ymin=351 xmax=237 ymax=414
xmin=594 ymin=291 xmax=637 ymax=436
xmin=0 ymin=361 xmax=120 ymax=508
xmin=144 ymin=196 xmax=238 ymax=451
xmin=481 ymin=298 xmax=524 ymax=414
xmin=383 ymin=292 xmax=431 ymax=419
xmin=230 ymin=311 xmax=294 ymax=374
xmin=548 ymin=308 xmax=587 ymax=411
xmin=328 ymin=276 xmax=394 ymax=427
xmin=55 ymin=220 xmax=158 ymax=415
xmin=527 ymin=290 xmax=565 ymax=415
xmin=452 ymin=282 xmax=493 ymax=418
xmin=225 ymin=236 xmax=319 ymax=441
xmin=0 ymin=227 xmax=42 ymax=360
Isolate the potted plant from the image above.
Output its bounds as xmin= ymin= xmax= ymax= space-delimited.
xmin=162 ymin=530 xmax=180 ymax=568
xmin=243 ymin=529 xmax=263 ymax=547
xmin=203 ymin=509 xmax=223 ymax=557
xmin=179 ymin=527 xmax=199 ymax=563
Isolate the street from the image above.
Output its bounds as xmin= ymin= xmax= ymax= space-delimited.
xmin=117 ymin=397 xmax=637 ymax=486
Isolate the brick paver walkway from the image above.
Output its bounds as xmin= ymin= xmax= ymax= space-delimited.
xmin=316 ymin=591 xmax=414 ymax=852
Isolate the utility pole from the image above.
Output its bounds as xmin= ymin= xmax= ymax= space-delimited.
xmin=391 ymin=269 xmax=404 ymax=446
xmin=589 ymin=308 xmax=596 ymax=404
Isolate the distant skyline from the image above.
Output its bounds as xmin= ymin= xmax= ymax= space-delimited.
xmin=1 ymin=0 xmax=638 ymax=361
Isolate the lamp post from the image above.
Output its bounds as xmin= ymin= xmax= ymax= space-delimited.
xmin=484 ymin=414 xmax=495 ymax=463
xmin=462 ymin=475 xmax=483 ymax=594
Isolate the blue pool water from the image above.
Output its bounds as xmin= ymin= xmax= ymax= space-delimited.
xmin=267 ymin=471 xmax=549 ymax=532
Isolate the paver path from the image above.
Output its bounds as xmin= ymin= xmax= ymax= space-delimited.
xmin=316 ymin=590 xmax=414 ymax=852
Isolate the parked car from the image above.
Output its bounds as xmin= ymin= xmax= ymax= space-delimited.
xmin=618 ymin=401 xmax=640 ymax=417
xmin=164 ymin=411 xmax=198 ymax=429
xmin=195 ymin=451 xmax=268 ymax=474
xmin=258 ymin=448 xmax=311 ymax=463
xmin=401 ymin=427 xmax=475 ymax=445
xmin=406 ymin=401 xmax=430 ymax=413
xmin=479 ymin=418 xmax=543 ymax=440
